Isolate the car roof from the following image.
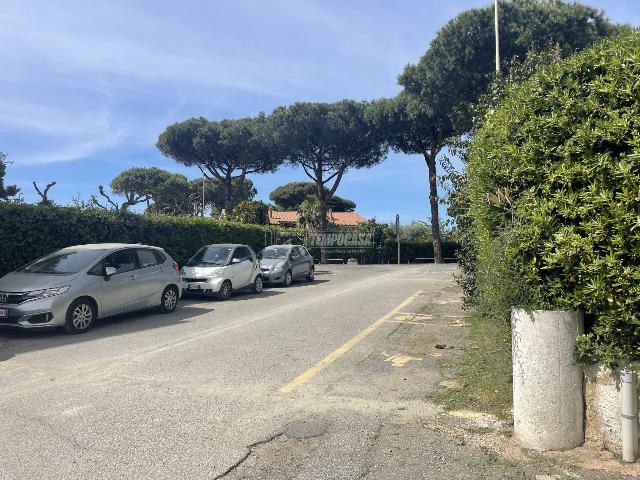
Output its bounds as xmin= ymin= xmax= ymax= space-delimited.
xmin=205 ymin=244 xmax=247 ymax=248
xmin=264 ymin=244 xmax=300 ymax=248
xmin=61 ymin=243 xmax=162 ymax=251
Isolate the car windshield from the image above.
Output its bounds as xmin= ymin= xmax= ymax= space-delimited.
xmin=186 ymin=246 xmax=232 ymax=267
xmin=259 ymin=247 xmax=291 ymax=259
xmin=19 ymin=249 xmax=105 ymax=275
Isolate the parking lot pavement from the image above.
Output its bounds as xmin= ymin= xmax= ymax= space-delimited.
xmin=0 ymin=264 xmax=627 ymax=480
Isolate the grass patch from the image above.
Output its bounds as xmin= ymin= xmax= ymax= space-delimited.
xmin=431 ymin=312 xmax=513 ymax=419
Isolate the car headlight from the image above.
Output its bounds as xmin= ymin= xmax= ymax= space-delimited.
xmin=23 ymin=286 xmax=70 ymax=302
xmin=273 ymin=262 xmax=286 ymax=271
xmin=207 ymin=271 xmax=222 ymax=278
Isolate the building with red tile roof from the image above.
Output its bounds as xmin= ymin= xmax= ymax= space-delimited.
xmin=267 ymin=207 xmax=367 ymax=227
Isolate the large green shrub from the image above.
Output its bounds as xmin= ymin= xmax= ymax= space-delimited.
xmin=0 ymin=203 xmax=295 ymax=275
xmin=468 ymin=32 xmax=640 ymax=365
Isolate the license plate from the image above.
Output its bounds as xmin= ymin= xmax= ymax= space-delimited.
xmin=0 ymin=308 xmax=7 ymax=318
xmin=189 ymin=284 xmax=202 ymax=290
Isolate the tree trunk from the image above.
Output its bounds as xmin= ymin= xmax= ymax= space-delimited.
xmin=223 ymin=177 xmax=233 ymax=214
xmin=317 ymin=184 xmax=329 ymax=264
xmin=425 ymin=152 xmax=443 ymax=264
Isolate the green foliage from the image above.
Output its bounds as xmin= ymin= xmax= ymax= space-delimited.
xmin=400 ymin=0 xmax=623 ymax=133
xmin=268 ymin=101 xmax=386 ymax=229
xmin=0 ymin=202 xmax=294 ymax=275
xmin=297 ymin=195 xmax=321 ymax=231
xmin=0 ymin=152 xmax=20 ymax=200
xmin=228 ymin=200 xmax=270 ymax=225
xmin=467 ymin=32 xmax=640 ymax=365
xmin=269 ymin=181 xmax=356 ymax=212
xmin=156 ymin=114 xmax=280 ymax=211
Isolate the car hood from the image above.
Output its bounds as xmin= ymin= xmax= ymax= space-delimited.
xmin=182 ymin=265 xmax=226 ymax=277
xmin=0 ymin=271 xmax=79 ymax=293
xmin=259 ymin=259 xmax=288 ymax=269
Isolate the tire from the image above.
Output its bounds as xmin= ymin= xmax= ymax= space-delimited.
xmin=63 ymin=298 xmax=96 ymax=334
xmin=160 ymin=285 xmax=179 ymax=313
xmin=252 ymin=275 xmax=263 ymax=294
xmin=306 ymin=266 xmax=315 ymax=282
xmin=283 ymin=270 xmax=293 ymax=287
xmin=216 ymin=280 xmax=232 ymax=300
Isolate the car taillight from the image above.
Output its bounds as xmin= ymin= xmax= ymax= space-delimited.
xmin=172 ymin=260 xmax=180 ymax=273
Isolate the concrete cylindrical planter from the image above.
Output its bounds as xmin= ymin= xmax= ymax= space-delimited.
xmin=511 ymin=308 xmax=584 ymax=451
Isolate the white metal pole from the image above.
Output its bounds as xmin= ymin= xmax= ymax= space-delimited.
xmin=621 ymin=368 xmax=639 ymax=463
xmin=495 ymin=0 xmax=500 ymax=73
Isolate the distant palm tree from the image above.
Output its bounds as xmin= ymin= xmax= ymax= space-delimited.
xmin=297 ymin=195 xmax=321 ymax=232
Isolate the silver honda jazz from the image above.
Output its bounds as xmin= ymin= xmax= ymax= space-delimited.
xmin=0 ymin=243 xmax=182 ymax=333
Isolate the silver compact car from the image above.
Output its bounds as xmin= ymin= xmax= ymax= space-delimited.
xmin=258 ymin=245 xmax=314 ymax=286
xmin=0 ymin=243 xmax=182 ymax=333
xmin=181 ymin=244 xmax=263 ymax=300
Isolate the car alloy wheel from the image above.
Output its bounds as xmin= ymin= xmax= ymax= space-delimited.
xmin=253 ymin=275 xmax=263 ymax=294
xmin=72 ymin=303 xmax=93 ymax=330
xmin=307 ymin=266 xmax=315 ymax=281
xmin=161 ymin=286 xmax=178 ymax=312
xmin=64 ymin=299 xmax=96 ymax=334
xmin=217 ymin=281 xmax=232 ymax=300
xmin=284 ymin=271 xmax=292 ymax=287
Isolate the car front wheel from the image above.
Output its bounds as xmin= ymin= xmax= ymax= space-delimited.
xmin=283 ymin=270 xmax=292 ymax=287
xmin=306 ymin=266 xmax=315 ymax=282
xmin=63 ymin=298 xmax=96 ymax=334
xmin=216 ymin=280 xmax=232 ymax=300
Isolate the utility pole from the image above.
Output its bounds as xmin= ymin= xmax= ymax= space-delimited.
xmin=201 ymin=175 xmax=205 ymax=217
xmin=495 ymin=0 xmax=501 ymax=73
xmin=395 ymin=214 xmax=401 ymax=265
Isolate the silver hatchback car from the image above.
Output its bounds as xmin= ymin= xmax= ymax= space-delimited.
xmin=0 ymin=243 xmax=182 ymax=333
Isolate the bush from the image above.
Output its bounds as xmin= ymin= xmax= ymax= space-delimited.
xmin=228 ymin=200 xmax=270 ymax=225
xmin=467 ymin=32 xmax=640 ymax=365
xmin=0 ymin=203 xmax=295 ymax=275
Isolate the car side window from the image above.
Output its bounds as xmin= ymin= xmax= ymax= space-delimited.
xmin=103 ymin=250 xmax=136 ymax=274
xmin=300 ymin=247 xmax=310 ymax=257
xmin=291 ymin=247 xmax=301 ymax=258
xmin=232 ymin=247 xmax=251 ymax=263
xmin=88 ymin=261 xmax=104 ymax=276
xmin=136 ymin=249 xmax=161 ymax=269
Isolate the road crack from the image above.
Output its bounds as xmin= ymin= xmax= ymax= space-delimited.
xmin=213 ymin=431 xmax=284 ymax=479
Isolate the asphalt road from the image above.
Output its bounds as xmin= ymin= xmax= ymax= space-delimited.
xmin=0 ymin=265 xmax=627 ymax=479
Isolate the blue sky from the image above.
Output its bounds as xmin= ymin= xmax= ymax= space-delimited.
xmin=2 ymin=1 xmax=638 ymax=224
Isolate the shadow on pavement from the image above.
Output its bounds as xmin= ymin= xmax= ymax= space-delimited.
xmin=0 ymin=303 xmax=211 ymax=361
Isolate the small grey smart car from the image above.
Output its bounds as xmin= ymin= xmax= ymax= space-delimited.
xmin=181 ymin=244 xmax=263 ymax=300
xmin=258 ymin=245 xmax=314 ymax=286
xmin=0 ymin=243 xmax=182 ymax=333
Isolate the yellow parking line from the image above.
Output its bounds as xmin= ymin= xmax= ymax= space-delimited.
xmin=279 ymin=290 xmax=423 ymax=394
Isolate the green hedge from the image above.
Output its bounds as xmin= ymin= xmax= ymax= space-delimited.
xmin=306 ymin=240 xmax=459 ymax=264
xmin=467 ymin=32 xmax=640 ymax=365
xmin=0 ymin=203 xmax=296 ymax=275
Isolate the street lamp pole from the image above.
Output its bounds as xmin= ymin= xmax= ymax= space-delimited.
xmin=495 ymin=0 xmax=501 ymax=73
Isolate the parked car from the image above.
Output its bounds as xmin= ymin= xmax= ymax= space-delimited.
xmin=181 ymin=244 xmax=263 ymax=300
xmin=258 ymin=245 xmax=314 ymax=286
xmin=0 ymin=243 xmax=182 ymax=334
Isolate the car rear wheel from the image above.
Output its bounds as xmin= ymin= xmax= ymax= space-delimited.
xmin=306 ymin=266 xmax=315 ymax=282
xmin=252 ymin=275 xmax=263 ymax=294
xmin=283 ymin=270 xmax=292 ymax=287
xmin=63 ymin=298 xmax=96 ymax=334
xmin=216 ymin=280 xmax=232 ymax=300
xmin=160 ymin=285 xmax=179 ymax=313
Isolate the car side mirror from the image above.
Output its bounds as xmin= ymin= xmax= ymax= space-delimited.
xmin=231 ymin=258 xmax=241 ymax=264
xmin=104 ymin=266 xmax=117 ymax=279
